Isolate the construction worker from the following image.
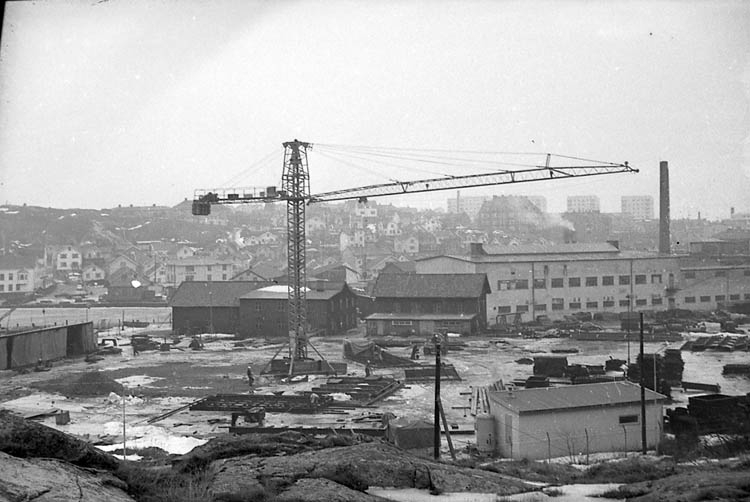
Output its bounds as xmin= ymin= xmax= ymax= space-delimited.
xmin=365 ymin=360 xmax=372 ymax=377
xmin=309 ymin=392 xmax=320 ymax=410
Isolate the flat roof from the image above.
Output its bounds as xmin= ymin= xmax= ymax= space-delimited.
xmin=489 ymin=381 xmax=666 ymax=414
xmin=364 ymin=313 xmax=477 ymax=321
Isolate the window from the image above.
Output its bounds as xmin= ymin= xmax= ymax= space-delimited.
xmin=515 ymin=279 xmax=528 ymax=290
xmin=533 ymin=278 xmax=546 ymax=289
xmin=516 ymin=305 xmax=529 ymax=313
xmin=551 ymin=299 xmax=564 ymax=311
xmin=684 ymin=297 xmax=696 ymax=304
xmin=60 ymin=262 xmax=67 ymax=268
xmin=652 ymin=297 xmax=663 ymax=305
xmin=393 ymin=320 xmax=413 ymax=326
xmin=745 ymin=294 xmax=750 ymax=300
xmin=277 ymin=302 xmax=285 ymax=311
xmin=255 ymin=319 xmax=262 ymax=329
xmin=15 ymin=284 xmax=21 ymax=291
xmin=185 ymin=275 xmax=194 ymax=281
xmin=60 ymin=253 xmax=67 ymax=259
xmin=603 ymin=300 xmax=615 ymax=307
xmin=586 ymin=301 xmax=598 ymax=309
xmin=569 ymin=302 xmax=581 ymax=310
xmin=222 ymin=265 xmax=228 ymax=270
xmin=635 ymin=275 xmax=647 ymax=284
xmin=602 ymin=276 xmax=614 ymax=286
xmin=585 ymin=276 xmax=598 ymax=287
xmin=207 ymin=265 xmax=212 ymax=271
xmin=619 ymin=299 xmax=630 ymax=307
xmin=535 ymin=304 xmax=547 ymax=311
xmin=497 ymin=306 xmax=512 ymax=314
xmin=255 ymin=303 xmax=262 ymax=311
xmin=619 ymin=275 xmax=630 ymax=285
xmin=0 ymin=285 xmax=4 ymax=292
xmin=186 ymin=265 xmax=194 ymax=272
xmin=730 ymin=294 xmax=740 ymax=301
xmin=619 ymin=414 xmax=639 ymax=424
xmin=72 ymin=253 xmax=79 ymax=259
xmin=715 ymin=295 xmax=725 ymax=301
xmin=222 ymin=274 xmax=227 ymax=280
xmin=715 ymin=270 xmax=726 ymax=277
xmin=651 ymin=274 xmax=662 ymax=284
xmin=551 ymin=278 xmax=564 ymax=288
xmin=700 ymin=296 xmax=711 ymax=302
xmin=636 ymin=299 xmax=647 ymax=306
xmin=684 ymin=271 xmax=695 ymax=279
xmin=569 ymin=277 xmax=581 ymax=287
xmin=207 ymin=274 xmax=212 ymax=281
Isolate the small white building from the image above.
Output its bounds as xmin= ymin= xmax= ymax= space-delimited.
xmin=484 ymin=381 xmax=666 ymax=460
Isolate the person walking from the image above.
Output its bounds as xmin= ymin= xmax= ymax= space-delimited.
xmin=246 ymin=364 xmax=254 ymax=392
xmin=365 ymin=360 xmax=372 ymax=377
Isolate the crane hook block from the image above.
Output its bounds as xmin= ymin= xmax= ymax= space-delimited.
xmin=192 ymin=200 xmax=212 ymax=216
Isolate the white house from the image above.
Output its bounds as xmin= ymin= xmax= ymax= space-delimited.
xmin=82 ymin=263 xmax=106 ymax=283
xmin=0 ymin=255 xmax=40 ymax=295
xmin=485 ymin=381 xmax=666 ymax=460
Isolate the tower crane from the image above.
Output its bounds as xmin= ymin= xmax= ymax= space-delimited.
xmin=193 ymin=139 xmax=637 ymax=376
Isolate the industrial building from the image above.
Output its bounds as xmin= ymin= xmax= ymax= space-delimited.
xmin=0 ymin=323 xmax=96 ymax=370
xmin=483 ymin=381 xmax=666 ymax=460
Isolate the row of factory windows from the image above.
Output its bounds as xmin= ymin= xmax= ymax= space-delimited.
xmin=498 ymin=292 xmax=750 ymax=313
xmin=498 ymin=274 xmax=664 ymax=291
xmin=684 ymin=270 xmax=750 ymax=279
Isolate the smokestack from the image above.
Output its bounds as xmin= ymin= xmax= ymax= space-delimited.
xmin=659 ymin=161 xmax=670 ymax=254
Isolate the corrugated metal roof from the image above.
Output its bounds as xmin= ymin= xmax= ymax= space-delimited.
xmin=489 ymin=381 xmax=666 ymax=414
xmin=170 ymin=281 xmax=273 ymax=307
xmin=372 ymin=273 xmax=490 ymax=298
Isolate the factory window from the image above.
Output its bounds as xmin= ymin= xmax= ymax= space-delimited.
xmin=393 ymin=320 xmax=413 ymax=326
xmin=569 ymin=277 xmax=581 ymax=287
xmin=730 ymin=294 xmax=740 ymax=301
xmin=683 ymin=271 xmax=696 ymax=279
xmin=515 ymin=279 xmax=528 ymax=290
xmin=635 ymin=275 xmax=647 ymax=284
xmin=535 ymin=304 xmax=547 ymax=311
xmin=551 ymin=278 xmax=564 ymax=288
xmin=533 ymin=278 xmax=546 ymax=289
xmin=498 ymin=306 xmax=512 ymax=314
xmin=652 ymin=297 xmax=663 ymax=305
xmin=569 ymin=302 xmax=581 ymax=310
xmin=603 ymin=300 xmax=615 ymax=307
xmin=635 ymin=299 xmax=647 ymax=306
xmin=551 ymin=299 xmax=564 ymax=311
xmin=585 ymin=277 xmax=598 ymax=287
xmin=651 ymin=274 xmax=662 ymax=284
xmin=715 ymin=295 xmax=725 ymax=302
xmin=715 ymin=270 xmax=726 ymax=277
xmin=619 ymin=275 xmax=630 ymax=285
xmin=586 ymin=301 xmax=598 ymax=309
xmin=684 ymin=297 xmax=696 ymax=303
xmin=619 ymin=414 xmax=639 ymax=424
xmin=602 ymin=276 xmax=614 ymax=286
xmin=516 ymin=305 xmax=529 ymax=313
xmin=255 ymin=303 xmax=262 ymax=311
xmin=700 ymin=296 xmax=711 ymax=302
xmin=619 ymin=299 xmax=630 ymax=307
xmin=497 ymin=280 xmax=513 ymax=290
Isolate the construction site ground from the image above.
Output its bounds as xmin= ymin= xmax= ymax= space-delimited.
xmin=1 ymin=324 xmax=750 ymax=460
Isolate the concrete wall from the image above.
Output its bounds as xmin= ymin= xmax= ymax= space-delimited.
xmin=491 ymin=402 xmax=663 ymax=461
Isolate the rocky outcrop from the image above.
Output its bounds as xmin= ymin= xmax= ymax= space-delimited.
xmin=0 ymin=410 xmax=119 ymax=471
xmin=0 ymin=451 xmax=134 ymax=502
xmin=208 ymin=441 xmax=535 ymax=501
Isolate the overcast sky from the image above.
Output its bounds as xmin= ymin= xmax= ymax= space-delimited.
xmin=0 ymin=0 xmax=748 ymax=219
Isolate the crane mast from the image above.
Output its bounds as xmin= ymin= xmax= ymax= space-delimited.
xmin=192 ymin=141 xmax=638 ymax=375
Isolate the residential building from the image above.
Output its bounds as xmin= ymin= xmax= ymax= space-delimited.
xmin=567 ymin=195 xmax=600 ymax=213
xmin=81 ymin=263 xmax=106 ymax=284
xmin=164 ymin=258 xmax=242 ymax=288
xmin=53 ymin=245 xmax=82 ymax=272
xmin=366 ymin=273 xmax=490 ymax=336
xmin=238 ymin=283 xmax=358 ymax=339
xmin=0 ymin=255 xmax=40 ymax=296
xmin=621 ymin=195 xmax=654 ymax=220
xmin=106 ymin=254 xmax=139 ymax=278
xmin=486 ymin=381 xmax=666 ymax=460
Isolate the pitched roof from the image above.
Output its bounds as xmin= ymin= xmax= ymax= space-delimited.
xmin=489 ymin=381 xmax=666 ymax=415
xmin=0 ymin=255 xmax=36 ymax=270
xmin=372 ymin=273 xmax=490 ymax=298
xmin=170 ymin=281 xmax=273 ymax=307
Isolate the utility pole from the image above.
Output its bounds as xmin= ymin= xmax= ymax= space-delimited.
xmin=434 ymin=334 xmax=442 ymax=459
xmin=640 ymin=312 xmax=647 ymax=454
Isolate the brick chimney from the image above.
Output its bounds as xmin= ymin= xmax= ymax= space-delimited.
xmin=659 ymin=161 xmax=670 ymax=254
